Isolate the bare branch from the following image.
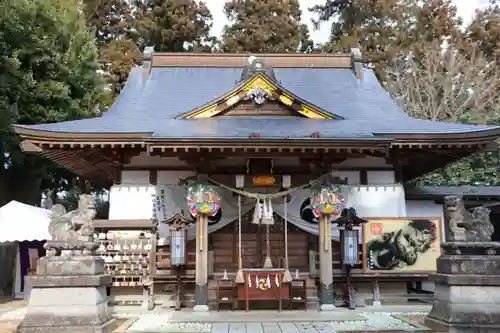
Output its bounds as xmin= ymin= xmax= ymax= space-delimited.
xmin=385 ymin=42 xmax=500 ymax=123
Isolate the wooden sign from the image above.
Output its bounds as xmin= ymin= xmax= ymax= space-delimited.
xmin=252 ymin=176 xmax=275 ymax=186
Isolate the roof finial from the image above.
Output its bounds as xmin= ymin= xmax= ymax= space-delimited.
xmin=240 ymin=56 xmax=275 ymax=81
xmin=351 ymin=48 xmax=363 ymax=80
xmin=248 ymin=55 xmax=257 ymax=65
xmin=143 ymin=46 xmax=155 ymax=81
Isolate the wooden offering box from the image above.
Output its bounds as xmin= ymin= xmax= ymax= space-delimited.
xmin=238 ymin=268 xmax=289 ymax=311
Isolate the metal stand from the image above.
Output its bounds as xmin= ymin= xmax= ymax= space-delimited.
xmin=345 ymin=264 xmax=356 ymax=310
xmin=175 ymin=266 xmax=182 ymax=311
xmin=335 ymin=207 xmax=367 ymax=311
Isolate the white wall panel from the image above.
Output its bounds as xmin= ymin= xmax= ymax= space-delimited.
xmin=367 ymin=170 xmax=395 ymax=184
xmin=331 ymin=171 xmax=360 ymax=184
xmin=157 ymin=171 xmax=196 ymax=185
xmin=120 ymin=170 xmax=150 ymax=185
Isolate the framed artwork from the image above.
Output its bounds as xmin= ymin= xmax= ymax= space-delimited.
xmin=362 ymin=217 xmax=443 ymax=274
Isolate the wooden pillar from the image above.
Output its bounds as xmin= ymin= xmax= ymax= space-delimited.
xmin=319 ymin=216 xmax=335 ymax=311
xmin=194 ymin=215 xmax=209 ymax=312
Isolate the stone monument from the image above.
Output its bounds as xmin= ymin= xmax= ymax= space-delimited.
xmin=16 ymin=195 xmax=114 ymax=333
xmin=425 ymin=196 xmax=500 ymax=333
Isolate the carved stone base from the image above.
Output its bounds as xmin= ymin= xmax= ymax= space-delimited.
xmin=319 ymin=282 xmax=334 ymax=307
xmin=320 ymin=304 xmax=336 ymax=311
xmin=426 ymin=248 xmax=500 ymax=333
xmin=195 ymin=283 xmax=208 ymax=308
xmin=16 ymin=256 xmax=112 ymax=333
xmin=193 ymin=305 xmax=209 ymax=312
xmin=17 ymin=320 xmax=116 ymax=333
xmin=306 ymin=297 xmax=320 ymax=310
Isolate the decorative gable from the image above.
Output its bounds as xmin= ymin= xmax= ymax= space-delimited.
xmin=177 ymin=57 xmax=344 ymax=120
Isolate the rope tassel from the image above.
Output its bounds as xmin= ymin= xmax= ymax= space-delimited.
xmin=263 ymin=224 xmax=273 ymax=268
xmin=282 ymin=195 xmax=292 ymax=283
xmin=235 ymin=194 xmax=244 ymax=284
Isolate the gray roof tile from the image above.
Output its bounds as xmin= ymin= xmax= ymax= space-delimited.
xmin=405 ymin=185 xmax=500 ymax=198
xmin=16 ymin=66 xmax=500 ymax=139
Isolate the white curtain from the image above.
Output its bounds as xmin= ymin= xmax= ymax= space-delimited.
xmin=108 ymin=183 xmax=406 ymax=243
xmin=108 ymin=185 xmax=255 ymax=241
xmin=273 ymin=184 xmax=406 ymax=243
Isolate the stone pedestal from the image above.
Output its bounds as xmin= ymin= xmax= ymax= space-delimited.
xmin=16 ymin=255 xmax=113 ymax=333
xmin=425 ymin=242 xmax=500 ymax=333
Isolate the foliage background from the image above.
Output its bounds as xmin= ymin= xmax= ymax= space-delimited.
xmin=1 ymin=0 xmax=499 ymax=210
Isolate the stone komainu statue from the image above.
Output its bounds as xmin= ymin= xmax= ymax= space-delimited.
xmin=47 ymin=194 xmax=98 ymax=254
xmin=444 ymin=195 xmax=493 ymax=242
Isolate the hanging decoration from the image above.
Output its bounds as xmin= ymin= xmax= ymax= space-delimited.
xmin=252 ymin=200 xmax=263 ymax=225
xmin=205 ymin=176 xmax=316 ymax=200
xmin=186 ymin=184 xmax=221 ymax=217
xmin=250 ymin=198 xmax=274 ymax=268
xmin=251 ymin=199 xmax=274 ymax=225
xmin=310 ymin=183 xmax=345 ymax=219
xmin=262 ymin=199 xmax=274 ymax=225
xmin=186 ymin=183 xmax=221 ymax=252
xmin=243 ymin=274 xmax=282 ymax=291
xmin=263 ymin=223 xmax=273 ymax=268
xmin=310 ymin=182 xmax=345 ymax=251
xmin=235 ymin=194 xmax=245 ymax=284
xmin=282 ymin=195 xmax=292 ymax=282
xmin=177 ymin=173 xmax=344 ymax=268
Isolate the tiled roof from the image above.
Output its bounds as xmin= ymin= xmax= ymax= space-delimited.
xmin=15 ymin=65 xmax=500 ymax=139
xmin=405 ymin=185 xmax=500 ymax=198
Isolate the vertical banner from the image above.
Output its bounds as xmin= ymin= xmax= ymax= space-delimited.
xmin=150 ymin=185 xmax=168 ymax=223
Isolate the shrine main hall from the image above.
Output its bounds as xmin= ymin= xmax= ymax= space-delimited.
xmin=13 ymin=49 xmax=500 ymax=311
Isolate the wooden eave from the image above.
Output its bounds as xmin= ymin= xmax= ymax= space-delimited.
xmin=37 ymin=148 xmax=119 ymax=186
xmin=13 ymin=121 xmax=500 ymax=149
xmin=14 ymin=136 xmax=498 ymax=151
xmin=13 ymin=125 xmax=153 ymax=142
xmin=14 ymin=137 xmax=498 ymax=153
xmin=176 ymin=73 xmax=343 ymax=120
xmin=15 ymin=135 xmax=496 ymax=184
xmin=375 ymin=129 xmax=500 ymax=145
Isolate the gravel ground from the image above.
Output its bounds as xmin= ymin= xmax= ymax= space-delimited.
xmin=124 ymin=311 xmax=430 ymax=332
xmin=0 ymin=307 xmax=432 ymax=333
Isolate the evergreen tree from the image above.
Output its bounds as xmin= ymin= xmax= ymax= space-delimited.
xmin=82 ymin=0 xmax=134 ymax=45
xmin=405 ymin=0 xmax=462 ymax=54
xmin=82 ymin=0 xmax=141 ymax=98
xmin=133 ymin=0 xmax=214 ymax=52
xmin=221 ymin=0 xmax=312 ymax=53
xmin=311 ymin=0 xmax=409 ymax=67
xmin=0 ymin=0 xmax=104 ymax=205
xmin=101 ymin=39 xmax=142 ymax=95
xmin=311 ymin=0 xmax=462 ymax=70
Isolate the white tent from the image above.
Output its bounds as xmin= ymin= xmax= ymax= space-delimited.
xmin=0 ymin=201 xmax=51 ymax=243
xmin=0 ymin=201 xmax=51 ymax=299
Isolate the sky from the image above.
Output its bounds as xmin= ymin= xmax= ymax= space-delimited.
xmin=206 ymin=0 xmax=490 ymax=43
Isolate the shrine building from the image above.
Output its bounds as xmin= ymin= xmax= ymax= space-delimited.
xmin=13 ymin=48 xmax=500 ymax=311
